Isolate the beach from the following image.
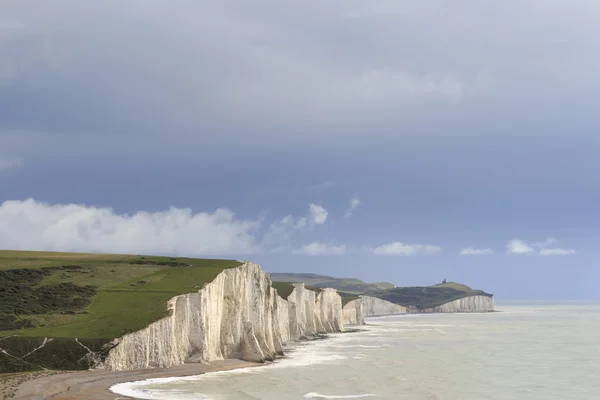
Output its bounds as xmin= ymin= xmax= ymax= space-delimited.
xmin=1 ymin=359 xmax=263 ymax=400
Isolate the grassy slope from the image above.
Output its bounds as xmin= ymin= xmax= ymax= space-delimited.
xmin=269 ymin=272 xmax=395 ymax=293
xmin=0 ymin=250 xmax=240 ymax=339
xmin=366 ymin=282 xmax=493 ymax=310
xmin=432 ymin=282 xmax=473 ymax=291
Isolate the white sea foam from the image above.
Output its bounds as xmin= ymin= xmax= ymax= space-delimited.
xmin=303 ymin=393 xmax=377 ymax=399
xmin=110 ymin=366 xmax=262 ymax=399
xmin=111 ymin=340 xmax=350 ymax=398
xmin=110 ymin=382 xmax=210 ymax=400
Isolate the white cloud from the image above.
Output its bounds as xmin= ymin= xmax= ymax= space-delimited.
xmin=263 ymin=214 xmax=307 ymax=246
xmin=507 ymin=238 xmax=575 ymax=256
xmin=372 ymin=242 xmax=441 ymax=256
xmin=540 ymin=248 xmax=576 ymax=256
xmin=308 ymin=203 xmax=328 ymax=225
xmin=506 ymin=239 xmax=534 ymax=254
xmin=263 ymin=203 xmax=328 ymax=248
xmin=344 ymin=195 xmax=361 ymax=219
xmin=0 ymin=199 xmax=261 ymax=256
xmin=459 ymin=247 xmax=494 ymax=255
xmin=0 ymin=156 xmax=23 ymax=172
xmin=293 ymin=242 xmax=346 ymax=256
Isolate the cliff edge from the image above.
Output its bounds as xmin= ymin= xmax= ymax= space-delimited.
xmin=0 ymin=252 xmax=346 ymax=373
xmin=100 ymin=263 xmax=344 ymax=370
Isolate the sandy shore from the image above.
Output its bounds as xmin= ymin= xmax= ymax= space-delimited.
xmin=2 ymin=360 xmax=264 ymax=400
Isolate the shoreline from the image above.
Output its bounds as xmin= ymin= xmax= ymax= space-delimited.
xmin=2 ymin=359 xmax=265 ymax=400
xmin=1 ymin=327 xmax=368 ymax=399
xmin=2 ymin=330 xmax=363 ymax=400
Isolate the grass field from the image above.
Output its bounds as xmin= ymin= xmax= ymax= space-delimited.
xmin=432 ymin=282 xmax=474 ymax=292
xmin=0 ymin=250 xmax=241 ymax=339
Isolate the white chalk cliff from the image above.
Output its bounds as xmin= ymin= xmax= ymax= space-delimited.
xmin=315 ymin=288 xmax=344 ymax=333
xmin=421 ymin=295 xmax=495 ymax=313
xmin=361 ymin=295 xmax=409 ymax=317
xmin=99 ymin=262 xmax=344 ymax=371
xmin=342 ymin=294 xmax=494 ymax=325
xmin=342 ymin=295 xmax=408 ymax=325
xmin=342 ymin=299 xmax=364 ymax=325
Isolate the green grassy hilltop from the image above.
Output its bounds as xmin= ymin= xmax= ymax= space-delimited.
xmin=365 ymin=281 xmax=493 ymax=310
xmin=0 ymin=250 xmax=240 ymax=339
xmin=0 ymin=250 xmax=242 ymax=372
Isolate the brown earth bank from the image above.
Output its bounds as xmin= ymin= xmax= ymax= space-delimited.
xmin=2 ymin=359 xmax=263 ymax=400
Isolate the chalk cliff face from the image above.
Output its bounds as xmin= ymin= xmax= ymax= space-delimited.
xmin=275 ymin=295 xmax=296 ymax=345
xmin=342 ymin=299 xmax=364 ymax=325
xmin=342 ymin=294 xmax=494 ymax=324
xmin=422 ymin=295 xmax=495 ymax=313
xmin=287 ymin=283 xmax=320 ymax=335
xmin=315 ymin=288 xmax=344 ymax=333
xmin=361 ymin=295 xmax=409 ymax=317
xmin=342 ymin=295 xmax=407 ymax=325
xmin=100 ymin=263 xmax=344 ymax=371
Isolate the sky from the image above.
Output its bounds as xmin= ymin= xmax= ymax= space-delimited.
xmin=1 ymin=0 xmax=599 ymax=300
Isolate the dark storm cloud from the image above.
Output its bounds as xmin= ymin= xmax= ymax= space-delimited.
xmin=1 ymin=0 xmax=598 ymax=152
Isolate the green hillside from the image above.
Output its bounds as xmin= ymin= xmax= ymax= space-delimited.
xmin=269 ymin=272 xmax=395 ymax=294
xmin=432 ymin=282 xmax=473 ymax=291
xmin=366 ymin=282 xmax=493 ymax=310
xmin=0 ymin=250 xmax=242 ymax=372
xmin=0 ymin=250 xmax=240 ymax=339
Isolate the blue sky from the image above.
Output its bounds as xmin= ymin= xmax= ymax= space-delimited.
xmin=1 ymin=1 xmax=599 ymax=300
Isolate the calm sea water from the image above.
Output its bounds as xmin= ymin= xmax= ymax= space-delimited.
xmin=112 ymin=302 xmax=600 ymax=399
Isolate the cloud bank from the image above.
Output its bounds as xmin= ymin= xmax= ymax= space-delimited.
xmin=0 ymin=199 xmax=578 ymax=259
xmin=506 ymin=238 xmax=575 ymax=256
xmin=372 ymin=242 xmax=441 ymax=256
xmin=1 ymin=0 xmax=598 ymax=152
xmin=0 ymin=199 xmax=261 ymax=256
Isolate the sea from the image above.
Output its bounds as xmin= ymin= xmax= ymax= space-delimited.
xmin=111 ymin=302 xmax=600 ymax=400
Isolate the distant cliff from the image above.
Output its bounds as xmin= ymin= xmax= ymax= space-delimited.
xmin=342 ymin=293 xmax=494 ymax=325
xmin=269 ymin=272 xmax=394 ymax=293
xmin=421 ymin=295 xmax=494 ymax=313
xmin=342 ymin=296 xmax=408 ymax=325
xmin=365 ymin=282 xmax=494 ymax=311
xmin=100 ymin=263 xmax=344 ymax=371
